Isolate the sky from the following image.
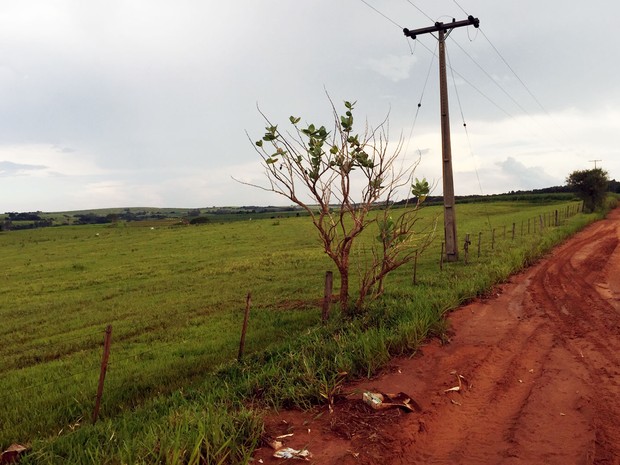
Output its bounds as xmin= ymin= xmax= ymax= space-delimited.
xmin=1 ymin=0 xmax=618 ymax=212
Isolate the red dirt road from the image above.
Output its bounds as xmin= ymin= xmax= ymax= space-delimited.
xmin=255 ymin=209 xmax=620 ymax=465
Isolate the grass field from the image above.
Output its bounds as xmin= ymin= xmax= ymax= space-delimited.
xmin=0 ymin=198 xmax=609 ymax=464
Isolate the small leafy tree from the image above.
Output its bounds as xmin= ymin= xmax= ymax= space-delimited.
xmin=566 ymin=168 xmax=609 ymax=212
xmin=356 ymin=177 xmax=433 ymax=308
xmin=244 ymin=98 xmax=435 ymax=313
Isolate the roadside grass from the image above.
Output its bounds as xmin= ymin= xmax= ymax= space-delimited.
xmin=1 ymin=198 xmax=607 ymax=463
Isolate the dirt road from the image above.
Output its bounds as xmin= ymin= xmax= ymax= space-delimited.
xmin=255 ymin=208 xmax=620 ymax=465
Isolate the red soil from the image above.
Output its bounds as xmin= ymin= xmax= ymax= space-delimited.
xmin=253 ymin=208 xmax=620 ymax=465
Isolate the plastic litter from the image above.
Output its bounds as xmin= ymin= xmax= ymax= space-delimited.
xmin=362 ymin=391 xmax=422 ymax=412
xmin=0 ymin=444 xmax=28 ymax=464
xmin=273 ymin=447 xmax=313 ymax=460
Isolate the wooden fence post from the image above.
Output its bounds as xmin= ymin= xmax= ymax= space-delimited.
xmin=477 ymin=232 xmax=482 ymax=258
xmin=322 ymin=271 xmax=333 ymax=323
xmin=93 ymin=325 xmax=112 ymax=424
xmin=464 ymin=233 xmax=471 ymax=265
xmin=440 ymin=242 xmax=444 ymax=271
xmin=237 ymin=292 xmax=252 ymax=362
xmin=555 ymin=210 xmax=559 ymax=227
xmin=412 ymin=251 xmax=418 ymax=285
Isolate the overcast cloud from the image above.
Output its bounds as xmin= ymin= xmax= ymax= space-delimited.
xmin=1 ymin=0 xmax=618 ymax=212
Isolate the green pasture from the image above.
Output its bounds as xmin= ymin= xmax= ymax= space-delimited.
xmin=0 ymin=198 xmax=610 ymax=464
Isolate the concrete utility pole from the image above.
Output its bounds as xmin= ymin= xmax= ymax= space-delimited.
xmin=589 ymin=159 xmax=602 ymax=169
xmin=404 ymin=16 xmax=479 ymax=262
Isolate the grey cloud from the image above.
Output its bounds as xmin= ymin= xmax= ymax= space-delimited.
xmin=496 ymin=157 xmax=558 ymax=189
xmin=0 ymin=160 xmax=47 ymax=176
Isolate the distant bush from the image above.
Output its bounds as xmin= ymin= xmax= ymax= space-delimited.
xmin=189 ymin=216 xmax=211 ymax=225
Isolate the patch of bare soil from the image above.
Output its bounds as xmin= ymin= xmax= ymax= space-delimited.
xmin=253 ymin=208 xmax=620 ymax=465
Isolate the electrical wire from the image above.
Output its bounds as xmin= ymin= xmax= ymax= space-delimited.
xmin=450 ymin=0 xmax=553 ymax=124
xmin=404 ymin=0 xmax=434 ymax=22
xmin=446 ymin=46 xmax=494 ymax=232
xmin=448 ymin=36 xmax=534 ymax=118
xmin=452 ymin=0 xmax=469 ymax=15
xmin=479 ymin=28 xmax=551 ymax=118
xmin=403 ymin=41 xmax=438 ymax=158
xmin=359 ymin=0 xmax=403 ymax=29
xmin=415 ymin=39 xmax=514 ymax=119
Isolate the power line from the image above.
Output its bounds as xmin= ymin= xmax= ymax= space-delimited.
xmin=446 ymin=46 xmax=493 ymax=231
xmin=359 ymin=0 xmax=402 ymax=29
xmin=479 ymin=28 xmax=551 ymax=118
xmin=448 ymin=35 xmax=534 ymax=118
xmin=404 ymin=0 xmax=434 ymax=22
xmin=358 ymin=0 xmax=512 ymax=121
xmin=452 ymin=0 xmax=469 ymax=16
xmin=403 ymin=41 xmax=438 ymax=158
xmin=415 ymin=39 xmax=514 ymax=119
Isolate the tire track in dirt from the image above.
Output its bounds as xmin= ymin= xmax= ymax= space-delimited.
xmin=527 ymin=215 xmax=620 ymax=465
xmin=254 ymin=209 xmax=620 ymax=465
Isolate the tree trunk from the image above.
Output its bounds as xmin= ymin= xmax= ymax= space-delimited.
xmin=339 ymin=268 xmax=349 ymax=313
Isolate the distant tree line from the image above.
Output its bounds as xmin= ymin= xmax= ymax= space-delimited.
xmin=2 ymin=179 xmax=617 ymax=232
xmin=400 ymin=180 xmax=620 ymax=207
xmin=5 ymin=211 xmax=44 ymax=221
xmin=1 ymin=212 xmax=54 ymax=230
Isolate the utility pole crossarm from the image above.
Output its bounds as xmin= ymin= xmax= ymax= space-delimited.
xmin=403 ymin=16 xmax=479 ymax=39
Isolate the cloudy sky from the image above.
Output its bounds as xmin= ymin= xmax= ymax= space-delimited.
xmin=1 ymin=0 xmax=618 ymax=212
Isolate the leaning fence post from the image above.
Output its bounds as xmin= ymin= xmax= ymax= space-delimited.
xmin=464 ymin=233 xmax=471 ymax=265
xmin=412 ymin=251 xmax=418 ymax=285
xmin=322 ymin=271 xmax=333 ymax=323
xmin=93 ymin=324 xmax=112 ymax=424
xmin=237 ymin=292 xmax=252 ymax=362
